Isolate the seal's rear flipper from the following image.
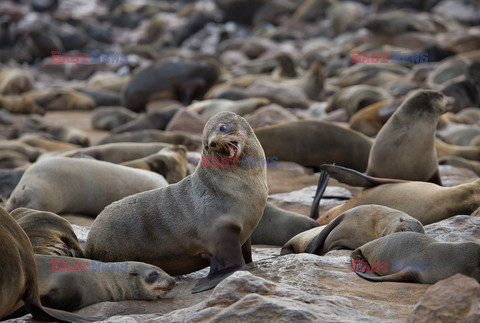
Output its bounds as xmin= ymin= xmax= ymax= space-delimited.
xmin=305 ymin=212 xmax=346 ymax=255
xmin=28 ymin=302 xmax=101 ymax=322
xmin=192 ymin=224 xmax=247 ymax=293
xmin=309 ymin=170 xmax=329 ymax=219
xmin=355 ymin=270 xmax=418 ymax=283
xmin=350 ymin=250 xmax=418 ymax=283
xmin=320 ymin=164 xmax=406 ymax=187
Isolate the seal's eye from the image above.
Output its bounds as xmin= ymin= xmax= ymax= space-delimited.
xmin=146 ymin=271 xmax=159 ymax=284
xmin=219 ymin=124 xmax=227 ymax=132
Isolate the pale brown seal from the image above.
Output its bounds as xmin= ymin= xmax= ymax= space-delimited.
xmin=316 ymin=164 xmax=480 ymax=226
xmin=281 ymin=205 xmax=424 ymax=255
xmin=6 ymin=157 xmax=168 ymax=216
xmin=85 ymin=111 xmax=268 ymax=293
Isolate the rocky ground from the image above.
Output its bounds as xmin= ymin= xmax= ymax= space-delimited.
xmin=3 ymin=111 xmax=478 ymax=323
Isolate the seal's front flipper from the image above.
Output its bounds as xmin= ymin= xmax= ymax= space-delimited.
xmin=191 ymin=264 xmax=245 ymax=293
xmin=242 ymin=237 xmax=252 ymax=264
xmin=192 ymin=225 xmax=246 ymax=293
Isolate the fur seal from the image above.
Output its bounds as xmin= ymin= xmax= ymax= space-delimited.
xmin=17 ymin=134 xmax=80 ymax=152
xmin=33 ymin=255 xmax=175 ymax=311
xmin=85 ymin=111 xmax=268 ymax=293
xmin=97 ymin=129 xmax=202 ymax=150
xmin=439 ymin=156 xmax=480 ymax=176
xmin=351 ymin=232 xmax=480 ymax=284
xmin=11 ymin=207 xmax=84 ymax=257
xmin=0 ymin=68 xmax=34 ymax=95
xmin=0 ymin=207 xmax=96 ymax=321
xmin=91 ymin=106 xmax=138 ymax=131
xmin=254 ymin=120 xmax=373 ymax=171
xmin=366 ymin=90 xmax=448 ymax=184
xmin=326 ymin=85 xmax=393 ymax=117
xmin=435 ymin=138 xmax=480 ymax=161
xmin=316 ymin=164 xmax=480 ymax=226
xmin=121 ymin=145 xmax=188 ymax=183
xmin=111 ymin=108 xmax=179 ymax=133
xmin=281 ymin=205 xmax=424 ymax=255
xmin=0 ymin=169 xmax=23 ymax=200
xmin=349 ymin=99 xmax=398 ymax=137
xmin=187 ymin=98 xmax=270 ymax=120
xmin=0 ymin=95 xmax=45 ymax=114
xmin=122 ymin=58 xmax=219 ymax=111
xmin=24 ymin=88 xmax=96 ymax=111
xmin=52 ymin=142 xmax=174 ymax=164
xmin=251 ymin=203 xmax=318 ymax=246
xmin=6 ymin=157 xmax=168 ymax=216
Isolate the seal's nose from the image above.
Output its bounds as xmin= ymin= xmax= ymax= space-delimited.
xmin=208 ymin=137 xmax=222 ymax=153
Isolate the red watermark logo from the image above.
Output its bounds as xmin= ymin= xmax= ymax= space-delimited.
xmin=351 ymin=51 xmax=429 ymax=64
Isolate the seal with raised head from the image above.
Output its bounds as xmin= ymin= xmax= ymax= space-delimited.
xmin=315 ymin=164 xmax=480 ymax=226
xmin=281 ymin=205 xmax=424 ymax=255
xmin=11 ymin=207 xmax=84 ymax=257
xmin=366 ymin=89 xmax=448 ymax=184
xmin=351 ymin=232 xmax=480 ymax=284
xmin=33 ymin=255 xmax=175 ymax=311
xmin=0 ymin=207 xmax=96 ymax=321
xmin=6 ymin=157 xmax=168 ymax=216
xmin=85 ymin=111 xmax=268 ymax=293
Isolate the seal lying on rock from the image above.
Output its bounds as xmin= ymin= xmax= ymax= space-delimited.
xmin=352 ymin=232 xmax=480 ymax=284
xmin=85 ymin=112 xmax=268 ymax=293
xmin=281 ymin=205 xmax=424 ymax=255
xmin=0 ymin=207 xmax=97 ymax=321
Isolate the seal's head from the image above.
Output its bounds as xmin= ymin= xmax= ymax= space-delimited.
xmin=202 ymin=111 xmax=261 ymax=159
xmin=401 ymin=89 xmax=450 ymax=115
xmin=127 ymin=262 xmax=175 ymax=300
xmin=382 ymin=216 xmax=425 ymax=236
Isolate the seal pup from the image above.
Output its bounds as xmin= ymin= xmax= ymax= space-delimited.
xmin=254 ymin=120 xmax=373 ymax=171
xmin=33 ymin=255 xmax=175 ymax=311
xmin=351 ymin=232 xmax=480 ymax=284
xmin=85 ymin=111 xmax=268 ymax=293
xmin=6 ymin=157 xmax=168 ymax=216
xmin=281 ymin=205 xmax=424 ymax=255
xmin=11 ymin=208 xmax=84 ymax=257
xmin=0 ymin=207 xmax=96 ymax=321
xmin=316 ymin=164 xmax=480 ymax=225
xmin=366 ymin=90 xmax=448 ymax=184
xmin=251 ymin=203 xmax=318 ymax=246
